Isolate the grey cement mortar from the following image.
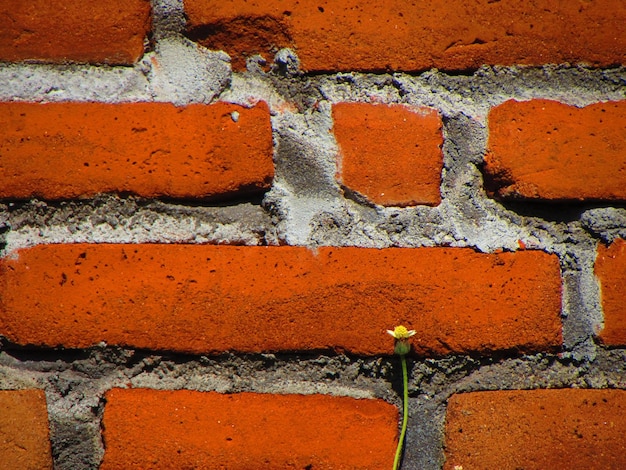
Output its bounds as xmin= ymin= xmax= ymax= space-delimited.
xmin=0 ymin=198 xmax=279 ymax=250
xmin=0 ymin=0 xmax=625 ymax=468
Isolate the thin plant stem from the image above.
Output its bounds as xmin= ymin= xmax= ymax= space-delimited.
xmin=392 ymin=353 xmax=409 ymax=470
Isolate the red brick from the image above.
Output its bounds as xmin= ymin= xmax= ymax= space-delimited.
xmin=0 ymin=390 xmax=53 ymax=470
xmin=0 ymin=244 xmax=561 ymax=356
xmin=595 ymin=238 xmax=626 ymax=346
xmin=0 ymin=102 xmax=273 ymax=200
xmin=333 ymin=103 xmax=443 ymax=207
xmin=0 ymin=0 xmax=151 ymax=64
xmin=101 ymin=389 xmax=396 ymax=469
xmin=484 ymin=99 xmax=626 ymax=202
xmin=184 ymin=0 xmax=626 ymax=72
xmin=444 ymin=389 xmax=626 ymax=470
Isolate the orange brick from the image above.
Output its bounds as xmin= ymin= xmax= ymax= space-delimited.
xmin=0 ymin=244 xmax=561 ymax=356
xmin=0 ymin=102 xmax=273 ymax=200
xmin=0 ymin=0 xmax=151 ymax=64
xmin=333 ymin=103 xmax=443 ymax=207
xmin=444 ymin=389 xmax=626 ymax=470
xmin=0 ymin=390 xmax=53 ymax=470
xmin=595 ymin=238 xmax=626 ymax=346
xmin=101 ymin=389 xmax=396 ymax=469
xmin=484 ymin=99 xmax=626 ymax=201
xmin=184 ymin=0 xmax=626 ymax=72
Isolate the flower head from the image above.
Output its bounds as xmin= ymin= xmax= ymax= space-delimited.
xmin=387 ymin=325 xmax=416 ymax=340
xmin=387 ymin=325 xmax=415 ymax=355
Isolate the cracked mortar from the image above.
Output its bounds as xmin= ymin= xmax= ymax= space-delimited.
xmin=0 ymin=0 xmax=625 ymax=468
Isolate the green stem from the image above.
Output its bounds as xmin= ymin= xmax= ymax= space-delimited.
xmin=392 ymin=354 xmax=409 ymax=470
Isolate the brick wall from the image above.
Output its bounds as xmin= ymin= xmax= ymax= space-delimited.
xmin=0 ymin=0 xmax=625 ymax=469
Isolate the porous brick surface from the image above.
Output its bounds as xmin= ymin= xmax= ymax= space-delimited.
xmin=184 ymin=0 xmax=626 ymax=71
xmin=0 ymin=0 xmax=151 ymax=64
xmin=332 ymin=103 xmax=443 ymax=207
xmin=484 ymin=99 xmax=626 ymax=201
xmin=0 ymin=390 xmax=53 ymax=470
xmin=0 ymin=244 xmax=561 ymax=356
xmin=0 ymin=101 xmax=273 ymax=200
xmin=101 ymin=389 xmax=397 ymax=469
xmin=444 ymin=389 xmax=626 ymax=470
xmin=595 ymin=238 xmax=626 ymax=346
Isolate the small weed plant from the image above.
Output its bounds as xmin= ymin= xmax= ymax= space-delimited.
xmin=387 ymin=325 xmax=416 ymax=470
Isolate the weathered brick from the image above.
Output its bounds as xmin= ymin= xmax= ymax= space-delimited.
xmin=333 ymin=103 xmax=443 ymax=207
xmin=0 ymin=390 xmax=53 ymax=470
xmin=444 ymin=389 xmax=626 ymax=469
xmin=184 ymin=0 xmax=626 ymax=72
xmin=0 ymin=0 xmax=151 ymax=64
xmin=0 ymin=102 xmax=273 ymax=200
xmin=484 ymin=99 xmax=626 ymax=201
xmin=101 ymin=389 xmax=396 ymax=469
xmin=0 ymin=244 xmax=561 ymax=356
xmin=595 ymin=238 xmax=626 ymax=346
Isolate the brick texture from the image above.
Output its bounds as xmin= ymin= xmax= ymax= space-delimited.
xmin=0 ymin=244 xmax=561 ymax=356
xmin=595 ymin=238 xmax=626 ymax=346
xmin=0 ymin=0 xmax=151 ymax=64
xmin=101 ymin=389 xmax=396 ymax=469
xmin=444 ymin=389 xmax=626 ymax=469
xmin=333 ymin=103 xmax=443 ymax=207
xmin=0 ymin=390 xmax=53 ymax=470
xmin=484 ymin=99 xmax=626 ymax=201
xmin=0 ymin=102 xmax=273 ymax=200
xmin=184 ymin=0 xmax=626 ymax=72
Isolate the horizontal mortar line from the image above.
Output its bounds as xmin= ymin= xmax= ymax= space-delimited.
xmin=2 ymin=65 xmax=620 ymax=102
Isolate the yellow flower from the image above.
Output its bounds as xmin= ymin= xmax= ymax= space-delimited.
xmin=387 ymin=325 xmax=416 ymax=340
xmin=387 ymin=325 xmax=416 ymax=355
